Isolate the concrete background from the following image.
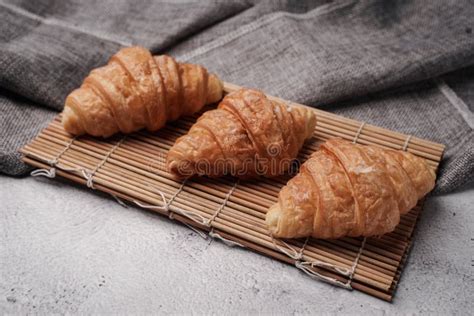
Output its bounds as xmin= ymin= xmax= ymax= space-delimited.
xmin=1 ymin=175 xmax=473 ymax=314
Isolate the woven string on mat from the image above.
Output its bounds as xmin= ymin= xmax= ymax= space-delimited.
xmin=133 ymin=177 xmax=243 ymax=246
xmin=30 ymin=136 xmax=77 ymax=178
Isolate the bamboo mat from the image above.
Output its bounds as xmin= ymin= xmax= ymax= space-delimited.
xmin=20 ymin=82 xmax=445 ymax=302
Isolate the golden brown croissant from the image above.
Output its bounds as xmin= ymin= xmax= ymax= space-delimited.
xmin=62 ymin=46 xmax=223 ymax=137
xmin=266 ymin=138 xmax=436 ymax=239
xmin=167 ymin=89 xmax=316 ymax=178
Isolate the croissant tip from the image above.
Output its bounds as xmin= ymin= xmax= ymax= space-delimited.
xmin=206 ymin=74 xmax=224 ymax=104
xmin=265 ymin=203 xmax=282 ymax=236
xmin=167 ymin=158 xmax=195 ymax=179
xmin=61 ymin=104 xmax=85 ymax=136
xmin=167 ymin=160 xmax=179 ymax=175
xmin=306 ymin=110 xmax=317 ymax=139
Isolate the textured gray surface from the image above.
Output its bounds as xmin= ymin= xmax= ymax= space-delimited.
xmin=1 ymin=175 xmax=473 ymax=314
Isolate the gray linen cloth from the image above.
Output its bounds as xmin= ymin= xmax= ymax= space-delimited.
xmin=1 ymin=0 xmax=473 ymax=194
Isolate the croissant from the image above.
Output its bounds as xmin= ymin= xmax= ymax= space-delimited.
xmin=167 ymin=89 xmax=316 ymax=178
xmin=62 ymin=46 xmax=223 ymax=137
xmin=266 ymin=138 xmax=436 ymax=239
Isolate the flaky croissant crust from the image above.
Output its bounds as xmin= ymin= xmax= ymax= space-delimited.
xmin=62 ymin=46 xmax=223 ymax=137
xmin=167 ymin=89 xmax=317 ymax=178
xmin=266 ymin=138 xmax=436 ymax=239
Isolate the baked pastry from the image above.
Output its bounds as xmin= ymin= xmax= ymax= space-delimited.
xmin=167 ymin=89 xmax=316 ymax=178
xmin=266 ymin=138 xmax=436 ymax=239
xmin=62 ymin=46 xmax=223 ymax=137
